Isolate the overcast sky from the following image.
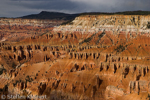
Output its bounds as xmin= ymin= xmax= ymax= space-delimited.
xmin=0 ymin=0 xmax=150 ymax=17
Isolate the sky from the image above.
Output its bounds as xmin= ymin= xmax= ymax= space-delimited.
xmin=0 ymin=0 xmax=150 ymax=17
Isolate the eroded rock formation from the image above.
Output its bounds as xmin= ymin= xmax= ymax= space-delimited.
xmin=0 ymin=15 xmax=150 ymax=100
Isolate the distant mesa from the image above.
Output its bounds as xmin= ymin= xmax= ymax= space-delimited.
xmin=19 ymin=11 xmax=79 ymax=20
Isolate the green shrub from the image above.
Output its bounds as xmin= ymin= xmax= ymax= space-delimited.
xmin=25 ymin=75 xmax=33 ymax=82
xmin=115 ymin=45 xmax=126 ymax=53
xmin=12 ymin=62 xmax=16 ymax=69
xmin=0 ymin=68 xmax=6 ymax=75
xmin=147 ymin=22 xmax=150 ymax=29
xmin=96 ymin=32 xmax=106 ymax=44
xmin=80 ymin=33 xmax=96 ymax=45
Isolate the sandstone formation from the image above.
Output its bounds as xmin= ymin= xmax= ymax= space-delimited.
xmin=0 ymin=18 xmax=63 ymax=27
xmin=0 ymin=18 xmax=64 ymax=42
xmin=54 ymin=15 xmax=150 ymax=33
xmin=0 ymin=15 xmax=150 ymax=100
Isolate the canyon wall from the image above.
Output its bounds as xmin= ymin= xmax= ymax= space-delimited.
xmin=0 ymin=18 xmax=64 ymax=27
xmin=54 ymin=15 xmax=150 ymax=33
xmin=0 ymin=15 xmax=150 ymax=100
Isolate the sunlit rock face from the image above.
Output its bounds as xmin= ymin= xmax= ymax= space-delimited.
xmin=0 ymin=18 xmax=64 ymax=27
xmin=54 ymin=15 xmax=150 ymax=33
xmin=0 ymin=15 xmax=150 ymax=100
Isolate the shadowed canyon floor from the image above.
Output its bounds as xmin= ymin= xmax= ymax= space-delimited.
xmin=0 ymin=15 xmax=150 ymax=100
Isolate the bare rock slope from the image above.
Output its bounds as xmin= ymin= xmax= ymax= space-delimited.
xmin=0 ymin=14 xmax=150 ymax=100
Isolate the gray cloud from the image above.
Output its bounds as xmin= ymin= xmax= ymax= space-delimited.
xmin=0 ymin=0 xmax=150 ymax=17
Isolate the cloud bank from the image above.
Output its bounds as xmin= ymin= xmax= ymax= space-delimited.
xmin=0 ymin=0 xmax=150 ymax=17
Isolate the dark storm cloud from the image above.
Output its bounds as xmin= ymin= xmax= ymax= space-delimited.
xmin=0 ymin=0 xmax=150 ymax=17
xmin=9 ymin=0 xmax=77 ymax=10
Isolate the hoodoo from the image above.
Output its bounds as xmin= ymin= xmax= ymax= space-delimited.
xmin=0 ymin=14 xmax=150 ymax=100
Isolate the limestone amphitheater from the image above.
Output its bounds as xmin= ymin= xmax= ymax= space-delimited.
xmin=0 ymin=14 xmax=150 ymax=100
